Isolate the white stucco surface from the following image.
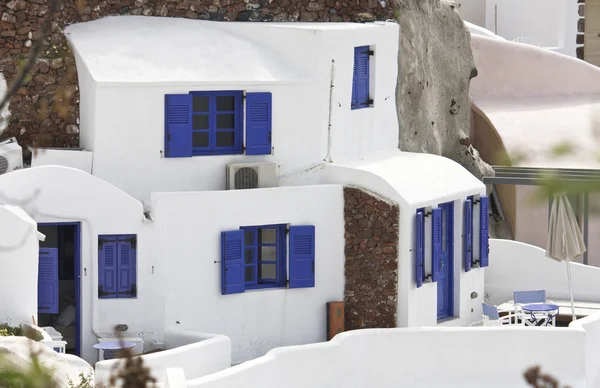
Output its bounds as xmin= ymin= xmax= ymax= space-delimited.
xmin=95 ymin=328 xmax=231 ymax=386
xmin=0 ymin=204 xmax=40 ymax=325
xmin=183 ymin=327 xmax=586 ymax=388
xmin=0 ymin=166 xmax=159 ymax=362
xmin=64 ymin=16 xmax=399 ymax=202
xmin=470 ymin=34 xmax=600 ymax=169
xmin=31 ymin=148 xmax=93 ymax=173
xmin=324 ymin=151 xmax=487 ymax=327
xmin=570 ymin=313 xmax=600 ymax=388
xmin=486 ymin=239 xmax=600 ymax=305
xmin=152 ymin=184 xmax=344 ymax=364
xmin=64 ymin=17 xmax=306 ymax=85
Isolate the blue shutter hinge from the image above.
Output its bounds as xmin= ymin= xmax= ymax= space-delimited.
xmin=368 ymin=50 xmax=375 ymax=56
xmin=312 ymin=261 xmax=315 ymax=273
xmin=367 ymin=98 xmax=374 ymax=105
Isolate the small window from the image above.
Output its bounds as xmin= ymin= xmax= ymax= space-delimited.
xmin=98 ymin=235 xmax=137 ymax=299
xmin=220 ymin=225 xmax=316 ymax=295
xmin=351 ymin=46 xmax=372 ymax=109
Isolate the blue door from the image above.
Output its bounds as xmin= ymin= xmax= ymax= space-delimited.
xmin=38 ymin=248 xmax=59 ymax=315
xmin=437 ymin=202 xmax=454 ymax=320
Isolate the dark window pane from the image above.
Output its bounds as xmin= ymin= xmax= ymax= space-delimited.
xmin=193 ymin=96 xmax=209 ymax=112
xmin=216 ymin=96 xmax=235 ymax=111
xmin=259 ymin=264 xmax=277 ymax=280
xmin=259 ymin=228 xmax=277 ymax=244
xmin=192 ymin=132 xmax=209 ymax=148
xmin=245 ymin=266 xmax=254 ymax=282
xmin=216 ymin=131 xmax=235 ymax=147
xmin=192 ymin=114 xmax=209 ymax=130
xmin=244 ymin=230 xmax=254 ymax=246
xmin=217 ymin=114 xmax=235 ymax=129
xmin=259 ymin=246 xmax=276 ymax=262
xmin=245 ymin=248 xmax=253 ymax=264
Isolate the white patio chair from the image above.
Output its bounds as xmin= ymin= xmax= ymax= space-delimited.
xmin=482 ymin=302 xmax=521 ymax=326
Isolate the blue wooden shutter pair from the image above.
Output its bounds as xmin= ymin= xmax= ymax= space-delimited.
xmin=351 ymin=46 xmax=371 ymax=109
xmin=165 ymin=92 xmax=272 ymax=157
xmin=480 ymin=196 xmax=490 ymax=267
xmin=415 ymin=211 xmax=425 ymax=288
xmin=431 ymin=208 xmax=442 ymax=282
xmin=464 ymin=198 xmax=473 ymax=272
xmin=38 ymin=248 xmax=59 ymax=314
xmin=99 ymin=236 xmax=136 ymax=298
xmin=221 ymin=225 xmax=315 ymax=295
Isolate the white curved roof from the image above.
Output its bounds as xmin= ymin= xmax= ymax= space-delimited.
xmin=325 ymin=150 xmax=485 ymax=208
xmin=470 ymin=34 xmax=600 ymax=169
xmin=65 ymin=16 xmax=306 ymax=84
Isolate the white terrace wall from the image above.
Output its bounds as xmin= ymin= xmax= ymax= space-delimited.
xmin=68 ymin=19 xmax=399 ymax=202
xmin=151 ymin=184 xmax=345 ymax=364
xmin=0 ymin=205 xmax=40 ymax=325
xmin=0 ymin=166 xmax=161 ymax=363
xmin=486 ymin=239 xmax=600 ymax=305
xmin=95 ymin=328 xmax=231 ymax=386
xmin=570 ymin=313 xmax=600 ymax=388
xmin=183 ymin=327 xmax=586 ymax=388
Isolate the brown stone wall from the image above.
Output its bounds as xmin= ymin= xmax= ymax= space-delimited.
xmin=578 ymin=0 xmax=585 ymax=60
xmin=0 ymin=0 xmax=394 ymax=158
xmin=343 ymin=186 xmax=399 ymax=330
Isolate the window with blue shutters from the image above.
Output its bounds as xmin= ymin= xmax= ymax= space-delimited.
xmin=164 ymin=90 xmax=272 ymax=157
xmin=351 ymin=46 xmax=372 ymax=110
xmin=98 ymin=235 xmax=137 ymax=299
xmin=220 ymin=223 xmax=315 ymax=295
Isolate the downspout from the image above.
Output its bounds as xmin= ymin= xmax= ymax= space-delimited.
xmin=325 ymin=59 xmax=334 ymax=164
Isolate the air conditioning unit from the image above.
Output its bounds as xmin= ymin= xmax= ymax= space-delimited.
xmin=0 ymin=137 xmax=23 ymax=175
xmin=226 ymin=162 xmax=277 ymax=190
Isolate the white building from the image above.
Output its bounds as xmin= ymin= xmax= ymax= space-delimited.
xmin=0 ymin=16 xmax=487 ymax=364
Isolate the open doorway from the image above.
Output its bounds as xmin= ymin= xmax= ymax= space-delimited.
xmin=37 ymin=223 xmax=81 ymax=356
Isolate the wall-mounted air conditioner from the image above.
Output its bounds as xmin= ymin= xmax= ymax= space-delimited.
xmin=226 ymin=162 xmax=277 ymax=190
xmin=0 ymin=137 xmax=23 ymax=175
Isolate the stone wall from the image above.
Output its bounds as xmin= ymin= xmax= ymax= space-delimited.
xmin=0 ymin=0 xmax=394 ymax=157
xmin=343 ymin=186 xmax=399 ymax=330
xmin=578 ymin=0 xmax=585 ymax=60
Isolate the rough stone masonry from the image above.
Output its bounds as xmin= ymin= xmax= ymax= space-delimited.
xmin=0 ymin=0 xmax=394 ymax=157
xmin=344 ymin=187 xmax=399 ymax=330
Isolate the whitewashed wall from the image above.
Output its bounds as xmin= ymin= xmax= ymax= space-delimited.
xmin=0 ymin=205 xmax=40 ymax=325
xmin=486 ymin=239 xmax=600 ymax=305
xmin=95 ymin=328 xmax=231 ymax=386
xmin=183 ymin=327 xmax=586 ymax=388
xmin=31 ymin=148 xmax=93 ymax=174
xmin=459 ymin=0 xmax=487 ymax=26
xmin=323 ymin=152 xmax=487 ymax=328
xmin=152 ymin=185 xmax=345 ymax=364
xmin=570 ymin=312 xmax=600 ymax=388
xmin=67 ymin=21 xmax=399 ymax=202
xmin=482 ymin=0 xmax=578 ymax=57
xmin=0 ymin=166 xmax=160 ymax=363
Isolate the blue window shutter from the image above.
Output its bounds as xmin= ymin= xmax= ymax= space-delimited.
xmin=289 ymin=225 xmax=315 ymax=288
xmin=415 ymin=211 xmax=424 ymax=288
xmin=464 ymin=198 xmax=473 ymax=272
xmin=432 ymin=207 xmax=442 ymax=282
xmin=38 ymin=248 xmax=59 ymax=314
xmin=352 ymin=46 xmax=370 ymax=109
xmin=165 ymin=94 xmax=192 ymax=158
xmin=245 ymin=92 xmax=272 ymax=155
xmin=117 ymin=237 xmax=136 ymax=298
xmin=99 ymin=237 xmax=118 ymax=299
xmin=221 ymin=230 xmax=245 ymax=295
xmin=480 ymin=196 xmax=490 ymax=267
